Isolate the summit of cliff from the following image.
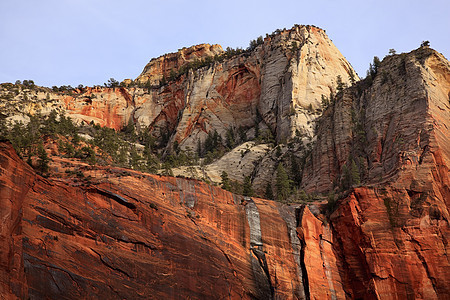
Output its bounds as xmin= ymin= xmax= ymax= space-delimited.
xmin=135 ymin=43 xmax=224 ymax=85
xmin=0 ymin=23 xmax=359 ymax=195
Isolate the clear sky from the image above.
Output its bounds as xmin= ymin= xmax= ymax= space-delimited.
xmin=1 ymin=0 xmax=449 ymax=87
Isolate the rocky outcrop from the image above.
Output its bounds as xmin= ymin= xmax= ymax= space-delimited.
xmin=2 ymin=134 xmax=449 ymax=298
xmin=302 ymin=47 xmax=450 ymax=195
xmin=135 ymin=43 xmax=224 ymax=85
xmin=166 ymin=25 xmax=356 ymax=149
xmin=171 ymin=141 xmax=271 ymax=183
xmin=331 ymin=187 xmax=449 ymax=299
xmin=0 ymin=142 xmax=35 ymax=299
xmin=1 ymin=27 xmax=449 ymax=299
xmin=1 ymin=25 xmax=355 ymax=146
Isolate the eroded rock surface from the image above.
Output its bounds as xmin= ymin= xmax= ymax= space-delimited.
xmin=300 ymin=47 xmax=450 ymax=299
xmin=1 ymin=27 xmax=449 ymax=299
xmin=0 ymin=142 xmax=330 ymax=299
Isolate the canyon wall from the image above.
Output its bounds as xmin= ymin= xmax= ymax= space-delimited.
xmin=1 ymin=141 xmax=346 ymax=299
xmin=1 ymin=25 xmax=449 ymax=299
xmin=1 ymin=25 xmax=355 ymax=148
xmin=301 ymin=47 xmax=450 ymax=298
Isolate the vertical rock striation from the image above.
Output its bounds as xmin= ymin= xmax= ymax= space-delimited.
xmin=302 ymin=47 xmax=450 ymax=298
xmin=0 ymin=141 xmax=344 ymax=299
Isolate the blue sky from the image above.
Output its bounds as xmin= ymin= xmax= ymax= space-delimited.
xmin=1 ymin=0 xmax=449 ymax=87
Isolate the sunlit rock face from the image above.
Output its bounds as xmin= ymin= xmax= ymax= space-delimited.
xmin=0 ymin=141 xmax=343 ymax=299
xmin=1 ymin=25 xmax=449 ymax=299
xmin=0 ymin=25 xmax=355 ymax=148
xmin=301 ymin=47 xmax=450 ymax=299
xmin=0 ymin=25 xmax=357 ymax=191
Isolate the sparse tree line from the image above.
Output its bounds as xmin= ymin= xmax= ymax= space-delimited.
xmin=129 ymin=26 xmax=314 ymax=88
xmin=1 ymin=38 xmax=430 ymax=207
xmin=0 ymin=105 xmax=364 ymax=206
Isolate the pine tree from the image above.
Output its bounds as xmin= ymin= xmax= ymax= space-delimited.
xmin=264 ymin=183 xmax=274 ymax=200
xmin=254 ymin=122 xmax=260 ymax=140
xmin=368 ymin=56 xmax=381 ymax=79
xmin=336 ymin=75 xmax=345 ymax=92
xmin=341 ymin=159 xmax=361 ymax=190
xmin=226 ymin=127 xmax=235 ymax=149
xmin=341 ymin=164 xmax=351 ymax=190
xmin=37 ymin=142 xmax=49 ymax=174
xmin=221 ymin=171 xmax=231 ymax=191
xmin=276 ymin=163 xmax=291 ymax=201
xmin=242 ymin=176 xmax=254 ymax=196
xmin=197 ymin=139 xmax=202 ymax=157
xmin=350 ymin=159 xmax=361 ymax=186
xmin=290 ymin=154 xmax=302 ymax=186
xmin=420 ymin=40 xmax=430 ymax=47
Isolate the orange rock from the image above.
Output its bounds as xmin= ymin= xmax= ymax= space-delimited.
xmin=0 ymin=142 xmax=313 ymax=299
xmin=331 ymin=187 xmax=450 ymax=299
xmin=1 ymin=130 xmax=450 ymax=298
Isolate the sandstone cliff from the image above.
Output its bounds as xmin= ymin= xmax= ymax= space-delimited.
xmin=300 ymin=46 xmax=450 ymax=298
xmin=136 ymin=43 xmax=224 ymax=86
xmin=1 ymin=24 xmax=357 ymax=191
xmin=0 ymin=141 xmax=346 ymax=299
xmin=1 ymin=26 xmax=449 ymax=299
xmin=1 ymin=25 xmax=356 ymax=146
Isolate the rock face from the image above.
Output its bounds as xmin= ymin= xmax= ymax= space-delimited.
xmin=1 ymin=26 xmax=450 ymax=299
xmin=301 ymin=47 xmax=450 ymax=298
xmin=136 ymin=43 xmax=224 ymax=86
xmin=302 ymin=47 xmax=450 ymax=194
xmin=0 ymin=25 xmax=356 ymax=189
xmin=164 ymin=25 xmax=356 ymax=149
xmin=1 ymin=25 xmax=355 ymax=146
xmin=0 ymin=141 xmax=346 ymax=299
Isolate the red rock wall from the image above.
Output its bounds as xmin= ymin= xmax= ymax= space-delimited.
xmin=0 ymin=143 xmax=35 ymax=299
xmin=331 ymin=187 xmax=449 ymax=299
xmin=1 ymin=45 xmax=449 ymax=300
xmin=1 ymin=141 xmax=340 ymax=299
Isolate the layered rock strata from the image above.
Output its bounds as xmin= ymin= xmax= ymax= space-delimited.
xmin=0 ymin=141 xmax=344 ymax=299
xmin=0 ymin=25 xmax=357 ymax=190
xmin=0 ymin=25 xmax=356 ymax=148
xmin=301 ymin=47 xmax=450 ymax=298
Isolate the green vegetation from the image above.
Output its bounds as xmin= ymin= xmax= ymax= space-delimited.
xmin=275 ymin=163 xmax=292 ymax=201
xmin=197 ymin=129 xmax=226 ymax=164
xmin=104 ymin=78 xmax=120 ymax=88
xmin=242 ymin=176 xmax=254 ymax=197
xmin=336 ymin=75 xmax=345 ymax=92
xmin=326 ymin=192 xmax=337 ymax=213
xmin=0 ymin=111 xmax=76 ymax=157
xmin=37 ymin=142 xmax=49 ymax=174
xmin=0 ymin=111 xmax=82 ymax=175
xmin=220 ymin=171 xmax=231 ymax=191
xmin=340 ymin=159 xmax=361 ymax=191
xmin=420 ymin=40 xmax=430 ymax=47
xmin=218 ymin=170 xmax=252 ymax=195
xmin=248 ymin=36 xmax=264 ymax=52
xmin=367 ymin=56 xmax=381 ymax=80
xmin=264 ymin=183 xmax=274 ymax=200
xmin=0 ymin=109 xmax=167 ymax=174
